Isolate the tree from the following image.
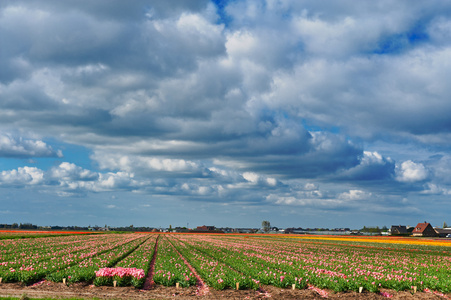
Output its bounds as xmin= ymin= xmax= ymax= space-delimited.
xmin=444 ymin=221 xmax=448 ymax=228
xmin=262 ymin=220 xmax=271 ymax=233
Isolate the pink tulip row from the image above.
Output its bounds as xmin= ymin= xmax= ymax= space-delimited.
xmin=152 ymin=235 xmax=197 ymax=287
xmin=95 ymin=267 xmax=145 ymax=279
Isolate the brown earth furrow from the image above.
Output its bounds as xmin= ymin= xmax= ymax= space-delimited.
xmin=166 ymin=236 xmax=210 ymax=296
xmin=142 ymin=234 xmax=160 ymax=290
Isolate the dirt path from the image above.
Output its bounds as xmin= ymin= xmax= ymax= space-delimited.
xmin=0 ymin=281 xmax=443 ymax=299
xmin=142 ymin=235 xmax=160 ymax=290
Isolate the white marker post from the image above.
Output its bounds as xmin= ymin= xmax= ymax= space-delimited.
xmin=292 ymin=284 xmax=296 ymax=290
xmin=176 ymin=282 xmax=180 ymax=289
xmin=359 ymin=287 xmax=363 ymax=293
xmin=236 ymin=282 xmax=240 ymax=290
xmin=113 ymin=280 xmax=117 ymax=287
xmin=63 ymin=278 xmax=66 ymax=285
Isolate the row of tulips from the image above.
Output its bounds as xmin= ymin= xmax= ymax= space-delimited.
xmin=169 ymin=235 xmax=258 ymax=290
xmin=94 ymin=235 xmax=158 ymax=288
xmin=152 ymin=235 xmax=197 ymax=287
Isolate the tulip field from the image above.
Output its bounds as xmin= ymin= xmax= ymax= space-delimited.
xmin=0 ymin=230 xmax=93 ymax=240
xmin=1 ymin=232 xmax=451 ymax=297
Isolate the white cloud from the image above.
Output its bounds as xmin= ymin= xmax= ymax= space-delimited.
xmin=0 ymin=166 xmax=44 ymax=186
xmin=266 ymin=177 xmax=277 ymax=186
xmin=0 ymin=134 xmax=61 ymax=158
xmin=421 ymin=183 xmax=451 ymax=195
xmin=396 ymin=160 xmax=428 ymax=182
xmin=266 ymin=193 xmax=337 ymax=207
xmin=49 ymin=162 xmax=98 ymax=181
xmin=242 ymin=172 xmax=259 ymax=183
xmin=338 ymin=189 xmax=372 ymax=201
xmin=92 ymin=152 xmax=205 ymax=176
xmin=242 ymin=171 xmax=278 ymax=187
xmin=94 ymin=172 xmax=138 ymax=191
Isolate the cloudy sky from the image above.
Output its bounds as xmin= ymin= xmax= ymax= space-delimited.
xmin=1 ymin=0 xmax=451 ymax=229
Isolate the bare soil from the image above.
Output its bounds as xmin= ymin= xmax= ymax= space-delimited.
xmin=0 ymin=281 xmax=446 ymax=299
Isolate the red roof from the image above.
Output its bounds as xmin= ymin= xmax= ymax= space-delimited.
xmin=412 ymin=222 xmax=430 ymax=233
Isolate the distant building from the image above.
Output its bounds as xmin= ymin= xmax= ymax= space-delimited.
xmin=434 ymin=227 xmax=451 ymax=238
xmin=174 ymin=227 xmax=189 ymax=233
xmin=196 ymin=225 xmax=216 ymax=231
xmin=390 ymin=225 xmax=408 ymax=235
xmin=412 ymin=222 xmax=438 ymax=237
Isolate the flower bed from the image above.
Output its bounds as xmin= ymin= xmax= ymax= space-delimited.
xmin=94 ymin=267 xmax=145 ymax=286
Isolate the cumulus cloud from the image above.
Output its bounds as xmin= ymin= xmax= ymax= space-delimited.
xmin=92 ymin=153 xmax=205 ymax=176
xmin=421 ymin=183 xmax=451 ymax=195
xmin=0 ymin=167 xmax=44 ymax=186
xmin=242 ymin=172 xmax=278 ymax=187
xmin=0 ymin=134 xmax=62 ymax=158
xmin=266 ymin=193 xmax=338 ymax=208
xmin=48 ymin=162 xmax=99 ymax=182
xmin=396 ymin=160 xmax=428 ymax=182
xmin=338 ymin=189 xmax=372 ymax=201
xmin=0 ymin=162 xmax=142 ymax=195
xmin=337 ymin=151 xmax=395 ymax=181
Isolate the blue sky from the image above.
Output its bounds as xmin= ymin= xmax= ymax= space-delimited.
xmin=1 ymin=0 xmax=451 ymax=229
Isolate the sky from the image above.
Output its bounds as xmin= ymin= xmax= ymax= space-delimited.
xmin=1 ymin=0 xmax=451 ymax=229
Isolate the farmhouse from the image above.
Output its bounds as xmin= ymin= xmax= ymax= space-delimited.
xmin=411 ymin=222 xmax=438 ymax=237
xmin=196 ymin=225 xmax=216 ymax=231
xmin=390 ymin=225 xmax=408 ymax=235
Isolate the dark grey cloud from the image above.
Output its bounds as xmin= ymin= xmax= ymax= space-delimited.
xmin=336 ymin=151 xmax=395 ymax=181
xmin=0 ymin=0 xmax=210 ymax=20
